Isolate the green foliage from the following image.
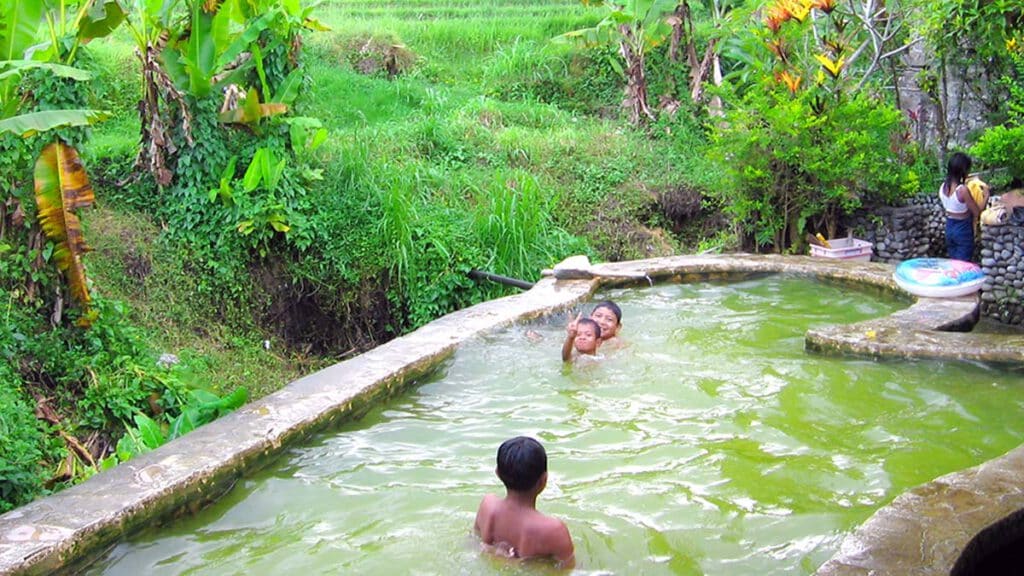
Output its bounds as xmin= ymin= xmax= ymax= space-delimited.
xmin=914 ymin=0 xmax=1021 ymax=64
xmin=0 ymin=362 xmax=48 ymax=513
xmin=707 ymin=0 xmax=929 ymax=251
xmin=0 ymin=274 xmax=257 ymax=510
xmin=711 ymin=83 xmax=921 ymax=250
xmin=481 ymin=39 xmax=568 ymax=101
xmin=102 ymin=386 xmax=247 ymax=467
xmin=472 ymin=170 xmax=553 ymax=280
xmin=972 ymin=125 xmax=1024 ymax=180
xmin=479 ymin=38 xmax=626 ymax=115
xmin=971 ymin=39 xmax=1024 ymax=179
xmin=402 ymin=204 xmax=486 ymax=328
xmin=556 ymin=0 xmax=676 ymax=49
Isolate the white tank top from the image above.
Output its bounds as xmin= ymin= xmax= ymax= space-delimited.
xmin=939 ymin=182 xmax=968 ymax=214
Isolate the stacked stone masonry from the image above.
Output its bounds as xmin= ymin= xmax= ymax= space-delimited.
xmin=847 ymin=196 xmax=944 ymax=262
xmin=980 ymin=223 xmax=1024 ymax=326
xmin=846 ymin=194 xmax=1023 ymax=326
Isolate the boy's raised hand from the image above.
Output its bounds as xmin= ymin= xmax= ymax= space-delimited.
xmin=562 ymin=312 xmax=582 ymax=362
xmin=566 ymin=312 xmax=582 ymax=337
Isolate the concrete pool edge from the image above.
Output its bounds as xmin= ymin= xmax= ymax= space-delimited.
xmin=1 ymin=253 xmax=1021 ymax=575
xmin=814 ymin=444 xmax=1024 ymax=576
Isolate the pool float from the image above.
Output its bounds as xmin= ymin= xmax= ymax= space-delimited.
xmin=893 ymin=258 xmax=985 ymax=298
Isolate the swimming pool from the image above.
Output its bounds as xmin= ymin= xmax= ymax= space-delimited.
xmin=87 ymin=276 xmax=1024 ymax=575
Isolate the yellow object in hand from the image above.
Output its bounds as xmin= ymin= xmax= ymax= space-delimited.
xmin=967 ymin=177 xmax=990 ymax=208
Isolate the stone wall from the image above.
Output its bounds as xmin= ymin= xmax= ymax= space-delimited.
xmin=980 ymin=223 xmax=1024 ymax=325
xmin=847 ymin=195 xmax=945 ymax=263
xmin=897 ymin=40 xmax=1000 ymax=156
xmin=846 ymin=196 xmax=1024 ymax=327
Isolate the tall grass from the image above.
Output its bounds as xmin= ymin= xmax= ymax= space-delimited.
xmin=472 ymin=169 xmax=586 ymax=280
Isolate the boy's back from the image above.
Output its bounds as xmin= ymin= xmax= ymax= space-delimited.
xmin=474 ymin=493 xmax=573 ymax=564
xmin=474 ymin=436 xmax=575 ymax=568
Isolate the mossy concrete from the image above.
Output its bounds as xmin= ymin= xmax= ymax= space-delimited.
xmin=1 ymin=254 xmax=1021 ymax=575
xmin=815 ymin=445 xmax=1024 ymax=576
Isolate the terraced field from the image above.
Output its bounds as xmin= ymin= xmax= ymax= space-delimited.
xmin=314 ymin=0 xmax=601 ymax=80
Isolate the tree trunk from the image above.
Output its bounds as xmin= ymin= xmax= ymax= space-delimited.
xmin=134 ymin=40 xmax=193 ymax=188
xmin=619 ymin=25 xmax=656 ymax=125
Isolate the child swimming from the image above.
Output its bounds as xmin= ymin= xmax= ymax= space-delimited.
xmin=590 ymin=300 xmax=623 ymax=350
xmin=562 ymin=313 xmax=601 ymax=362
xmin=474 ymin=436 xmax=575 ymax=568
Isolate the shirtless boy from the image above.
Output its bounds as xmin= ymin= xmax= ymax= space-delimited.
xmin=590 ymin=300 xmax=623 ymax=349
xmin=561 ymin=314 xmax=601 ymax=362
xmin=474 ymin=436 xmax=575 ymax=568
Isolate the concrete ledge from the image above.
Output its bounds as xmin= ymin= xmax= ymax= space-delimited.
xmin=1 ymin=254 xmax=1020 ymax=575
xmin=815 ymin=445 xmax=1024 ymax=576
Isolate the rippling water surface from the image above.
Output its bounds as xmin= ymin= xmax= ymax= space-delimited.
xmin=91 ymin=277 xmax=1024 ymax=575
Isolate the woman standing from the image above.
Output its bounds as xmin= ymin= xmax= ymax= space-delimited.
xmin=940 ymin=152 xmax=982 ymax=261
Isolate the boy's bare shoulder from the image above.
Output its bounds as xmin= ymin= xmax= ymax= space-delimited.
xmin=527 ymin=514 xmax=574 ymax=566
xmin=479 ymin=493 xmax=501 ymax=507
xmin=534 ymin=515 xmax=569 ymax=540
xmin=522 ymin=513 xmax=569 ymax=545
xmin=477 ymin=494 xmax=502 ymax=516
xmin=604 ymin=335 xmax=625 ymax=346
xmin=474 ymin=494 xmax=501 ymax=534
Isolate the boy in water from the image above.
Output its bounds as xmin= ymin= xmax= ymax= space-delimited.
xmin=590 ymin=300 xmax=623 ymax=350
xmin=474 ymin=436 xmax=575 ymax=568
xmin=561 ymin=313 xmax=601 ymax=362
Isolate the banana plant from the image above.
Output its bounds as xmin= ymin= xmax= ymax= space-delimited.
xmin=0 ymin=60 xmax=107 ymax=136
xmin=234 ymin=146 xmax=292 ymax=257
xmin=0 ymin=0 xmax=116 ymax=131
xmin=557 ymin=0 xmax=677 ymax=124
xmin=232 ymin=0 xmax=327 ymax=106
xmin=160 ymin=1 xmax=277 ymax=99
xmin=33 ymin=141 xmax=95 ymax=325
xmin=35 ymin=0 xmax=128 ymax=64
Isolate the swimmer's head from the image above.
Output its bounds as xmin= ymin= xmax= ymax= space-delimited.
xmin=573 ymin=318 xmax=601 ymax=355
xmin=591 ymin=300 xmax=621 ymax=340
xmin=496 ymin=436 xmax=547 ymax=493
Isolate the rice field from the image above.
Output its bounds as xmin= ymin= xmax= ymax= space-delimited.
xmin=313 ymin=0 xmax=601 ymax=83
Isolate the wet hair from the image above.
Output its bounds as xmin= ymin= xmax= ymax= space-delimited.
xmin=496 ymin=436 xmax=547 ymax=492
xmin=946 ymin=152 xmax=972 ymax=189
xmin=591 ymin=300 xmax=622 ymax=325
xmin=576 ymin=318 xmax=601 ymax=338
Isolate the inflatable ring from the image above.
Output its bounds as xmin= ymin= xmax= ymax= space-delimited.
xmin=893 ymin=258 xmax=985 ymax=298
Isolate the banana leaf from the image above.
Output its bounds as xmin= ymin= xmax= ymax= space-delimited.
xmin=0 ymin=109 xmax=108 ymax=137
xmin=78 ymin=0 xmax=128 ymax=41
xmin=0 ymin=60 xmax=93 ymax=82
xmin=33 ymin=141 xmax=94 ymax=317
xmin=0 ymin=0 xmax=44 ymax=60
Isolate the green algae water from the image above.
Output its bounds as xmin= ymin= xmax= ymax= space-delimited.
xmin=89 ymin=277 xmax=1024 ymax=575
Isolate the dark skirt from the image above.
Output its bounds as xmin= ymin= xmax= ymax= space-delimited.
xmin=946 ymin=217 xmax=974 ymax=261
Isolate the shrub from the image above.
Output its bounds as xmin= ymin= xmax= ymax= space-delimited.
xmin=708 ymin=0 xmax=926 ymax=251
xmin=971 ymin=37 xmax=1024 ymax=180
xmin=712 ymin=85 xmax=921 ymax=250
xmin=0 ymin=363 xmax=47 ymax=513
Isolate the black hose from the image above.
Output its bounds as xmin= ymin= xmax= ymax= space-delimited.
xmin=468 ymin=270 xmax=534 ymax=290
